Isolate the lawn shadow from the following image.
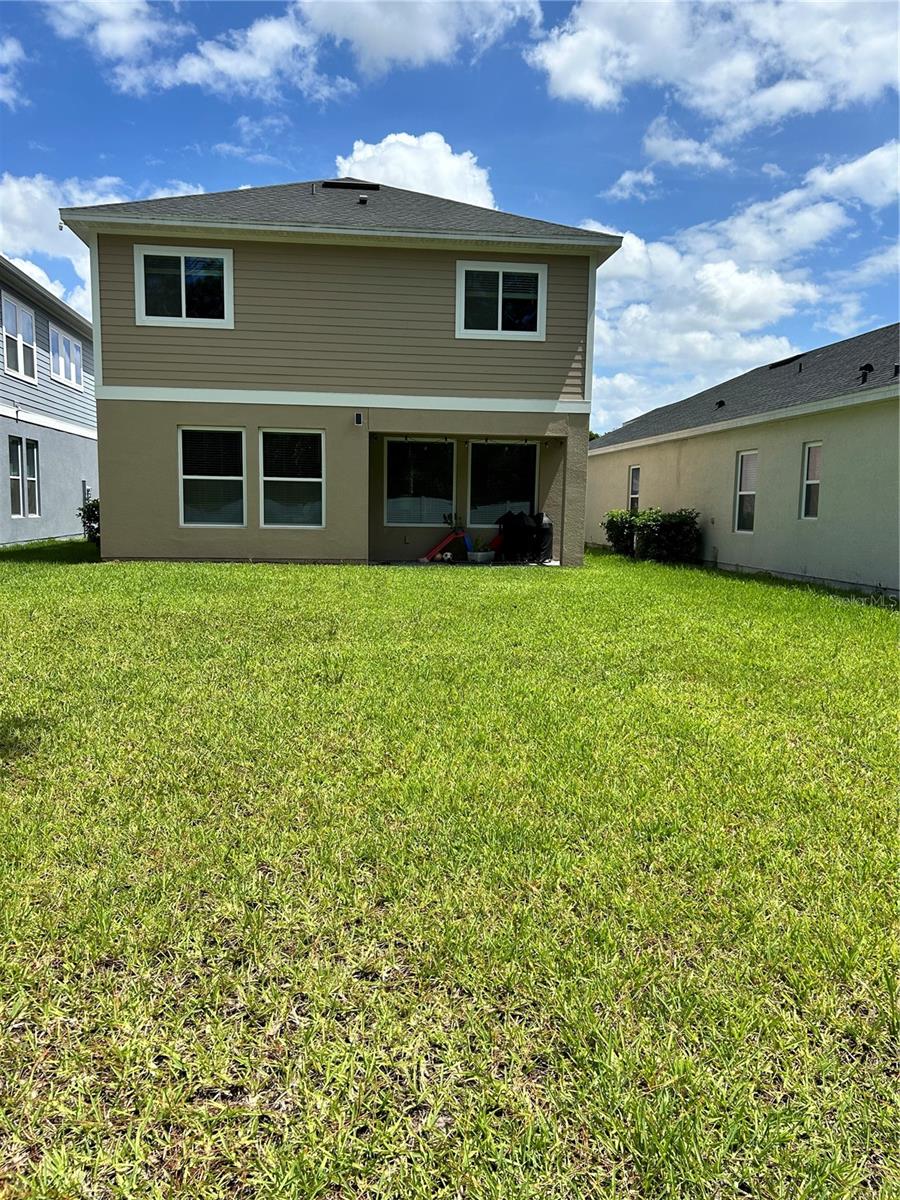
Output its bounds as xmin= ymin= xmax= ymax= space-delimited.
xmin=0 ymin=539 xmax=99 ymax=566
xmin=0 ymin=714 xmax=50 ymax=768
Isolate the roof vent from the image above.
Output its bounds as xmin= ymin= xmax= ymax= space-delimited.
xmin=859 ymin=361 xmax=874 ymax=383
xmin=320 ymin=179 xmax=381 ymax=191
xmin=715 ymin=399 xmax=725 ymax=409
xmin=358 ymin=195 xmax=368 ymax=205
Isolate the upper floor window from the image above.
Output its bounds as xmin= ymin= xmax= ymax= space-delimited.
xmin=49 ymin=323 xmax=83 ymax=390
xmin=734 ymin=450 xmax=758 ymax=533
xmin=2 ymin=293 xmax=37 ymax=383
xmin=628 ymin=465 xmax=640 ymax=512
xmin=135 ymin=245 xmax=234 ymax=329
xmin=801 ymin=442 xmax=821 ymax=519
xmin=455 ymin=261 xmax=547 ymax=341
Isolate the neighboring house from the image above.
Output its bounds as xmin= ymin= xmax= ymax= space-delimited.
xmin=0 ymin=255 xmax=98 ymax=546
xmin=587 ymin=324 xmax=900 ymax=593
xmin=59 ymin=179 xmax=621 ymax=564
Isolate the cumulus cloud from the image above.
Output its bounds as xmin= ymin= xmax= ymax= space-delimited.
xmin=603 ymin=168 xmax=657 ymax=202
xmin=805 ymin=141 xmax=900 ymax=209
xmin=299 ymin=0 xmax=539 ymax=73
xmin=336 ymin=131 xmax=495 ymax=206
xmin=43 ymin=0 xmax=190 ymax=61
xmin=0 ymin=36 xmax=26 ymax=108
xmin=527 ymin=1 xmax=898 ymax=141
xmin=642 ymin=116 xmax=730 ymax=171
xmin=587 ymin=140 xmax=895 ymax=433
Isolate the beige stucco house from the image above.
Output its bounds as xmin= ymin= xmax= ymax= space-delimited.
xmin=587 ymin=324 xmax=900 ymax=593
xmin=60 ymin=179 xmax=621 ymax=564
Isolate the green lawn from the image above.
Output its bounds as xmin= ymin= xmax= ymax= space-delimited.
xmin=0 ymin=543 xmax=896 ymax=1199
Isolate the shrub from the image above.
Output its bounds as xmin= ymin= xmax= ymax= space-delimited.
xmin=602 ymin=509 xmax=636 ymax=556
xmin=77 ymin=490 xmax=100 ymax=545
xmin=604 ymin=506 xmax=702 ymax=564
xmin=635 ymin=507 xmax=702 ymax=563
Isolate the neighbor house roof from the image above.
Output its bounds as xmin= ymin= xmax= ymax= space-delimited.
xmin=0 ymin=254 xmax=92 ymax=340
xmin=60 ymin=178 xmax=621 ymax=254
xmin=590 ymin=323 xmax=900 ymax=452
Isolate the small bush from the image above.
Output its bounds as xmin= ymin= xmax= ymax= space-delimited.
xmin=604 ymin=507 xmax=702 ymax=564
xmin=602 ymin=509 xmax=636 ymax=556
xmin=77 ymin=490 xmax=100 ymax=545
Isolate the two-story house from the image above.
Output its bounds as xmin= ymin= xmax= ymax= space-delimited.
xmin=60 ymin=180 xmax=620 ymax=564
xmin=1 ymin=255 xmax=98 ymax=545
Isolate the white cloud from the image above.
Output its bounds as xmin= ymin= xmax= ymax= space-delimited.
xmin=7 ymin=257 xmax=67 ymax=300
xmin=527 ymin=1 xmax=899 ymax=141
xmin=142 ymin=180 xmax=205 ymax=200
xmin=603 ymin=168 xmax=656 ymax=202
xmin=43 ymin=0 xmax=189 ymax=61
xmin=336 ymin=132 xmax=495 ymax=206
xmin=0 ymin=36 xmax=26 ymax=108
xmin=642 ymin=116 xmax=730 ymax=171
xmin=298 ymin=0 xmax=539 ymax=73
xmin=587 ymin=140 xmax=896 ymax=433
xmin=761 ymin=162 xmax=786 ymax=179
xmin=805 ymin=141 xmax=900 ymax=209
xmin=214 ymin=114 xmax=293 ymax=166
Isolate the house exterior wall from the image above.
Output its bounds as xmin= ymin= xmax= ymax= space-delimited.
xmin=1 ymin=414 xmax=97 ymax=544
xmin=586 ymin=397 xmax=900 ymax=592
xmin=97 ymin=399 xmax=588 ymax=564
xmin=0 ymin=281 xmax=96 ymax=431
xmin=97 ymin=235 xmax=590 ymax=402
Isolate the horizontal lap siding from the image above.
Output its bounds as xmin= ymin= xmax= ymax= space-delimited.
xmin=0 ymin=286 xmax=96 ymax=430
xmin=99 ymin=236 xmax=588 ymax=400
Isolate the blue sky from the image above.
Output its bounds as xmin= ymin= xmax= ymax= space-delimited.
xmin=1 ymin=0 xmax=897 ymax=431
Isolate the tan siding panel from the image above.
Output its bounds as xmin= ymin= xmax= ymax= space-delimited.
xmin=99 ymin=236 xmax=589 ymax=400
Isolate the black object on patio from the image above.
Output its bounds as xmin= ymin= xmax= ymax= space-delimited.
xmin=496 ymin=511 xmax=553 ymax=563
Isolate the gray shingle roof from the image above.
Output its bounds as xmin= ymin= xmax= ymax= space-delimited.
xmin=60 ymin=178 xmax=619 ymax=247
xmin=590 ymin=323 xmax=900 ymax=451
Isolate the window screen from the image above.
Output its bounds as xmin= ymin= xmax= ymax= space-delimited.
xmin=469 ymin=442 xmax=537 ymax=525
xmin=386 ymin=440 xmax=454 ymax=525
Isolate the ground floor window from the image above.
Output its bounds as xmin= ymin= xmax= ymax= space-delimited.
xmin=179 ymin=427 xmax=245 ymax=526
xmin=261 ymin=430 xmax=324 ymax=527
xmin=385 ymin=439 xmax=455 ymax=526
xmin=801 ymin=442 xmax=821 ymax=518
xmin=468 ymin=441 xmax=537 ymax=526
xmin=8 ymin=436 xmax=22 ymax=517
xmin=734 ymin=450 xmax=758 ymax=532
xmin=628 ymin=465 xmax=640 ymax=513
xmin=8 ymin=436 xmax=38 ymax=517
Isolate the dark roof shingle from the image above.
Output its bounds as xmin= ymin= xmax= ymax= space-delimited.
xmin=590 ymin=323 xmax=899 ymax=451
xmin=61 ymin=178 xmax=619 ymax=247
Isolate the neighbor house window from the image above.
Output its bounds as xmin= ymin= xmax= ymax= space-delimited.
xmin=2 ymin=294 xmax=37 ymax=382
xmin=734 ymin=450 xmax=758 ymax=533
xmin=455 ymin=261 xmax=547 ymax=340
xmin=260 ymin=430 xmax=324 ymax=528
xmin=468 ymin=442 xmax=537 ymax=526
xmin=179 ymin=427 xmax=244 ymax=526
xmin=49 ymin=323 xmax=83 ymax=390
xmin=135 ymin=245 xmax=234 ymax=328
xmin=628 ymin=465 xmax=640 ymax=513
xmin=385 ymin=439 xmax=455 ymax=526
xmin=24 ymin=439 xmax=39 ymax=516
xmin=801 ymin=442 xmax=821 ymax=519
xmin=8 ymin=436 xmax=23 ymax=517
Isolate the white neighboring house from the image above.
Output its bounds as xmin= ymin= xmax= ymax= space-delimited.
xmin=586 ymin=324 xmax=899 ymax=593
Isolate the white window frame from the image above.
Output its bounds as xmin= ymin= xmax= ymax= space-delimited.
xmin=466 ymin=440 xmax=540 ymax=529
xmin=800 ymin=441 xmax=821 ymax=520
xmin=177 ymin=426 xmax=246 ymax=528
xmin=8 ymin=435 xmax=23 ymax=518
xmin=454 ymin=260 xmax=548 ymax=341
xmin=48 ymin=322 xmax=84 ymax=391
xmin=384 ymin=436 xmax=457 ymax=528
xmin=259 ymin=428 xmax=326 ymax=530
xmin=734 ymin=449 xmax=758 ymax=534
xmin=628 ymin=464 xmax=640 ymax=513
xmin=134 ymin=245 xmax=235 ymax=329
xmin=2 ymin=292 xmax=37 ymax=384
xmin=24 ymin=438 xmax=40 ymax=517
